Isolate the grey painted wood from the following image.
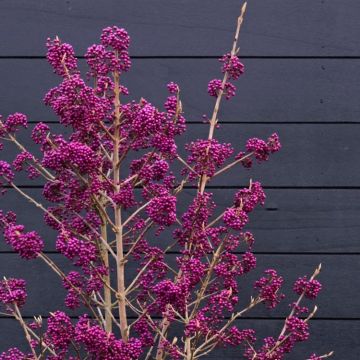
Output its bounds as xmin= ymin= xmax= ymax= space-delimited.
xmin=1 ymin=188 xmax=359 ymax=253
xmin=0 ymin=1 xmax=360 ymax=56
xmin=0 ymin=253 xmax=358 ymax=318
xmin=1 ymin=58 xmax=360 ymax=123
xmin=1 ymin=318 xmax=357 ymax=359
xmin=0 ymin=1 xmax=358 ymax=356
xmin=2 ymin=123 xmax=360 ymax=187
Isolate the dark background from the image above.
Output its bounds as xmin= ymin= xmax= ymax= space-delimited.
xmin=0 ymin=0 xmax=359 ymax=358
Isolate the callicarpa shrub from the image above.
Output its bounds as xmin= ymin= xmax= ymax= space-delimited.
xmin=0 ymin=3 xmax=333 ymax=360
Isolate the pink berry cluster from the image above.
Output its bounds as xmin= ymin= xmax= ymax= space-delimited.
xmin=147 ymin=195 xmax=177 ymax=227
xmin=0 ymin=113 xmax=28 ymax=134
xmin=220 ymin=53 xmax=245 ymax=80
xmin=254 ymin=269 xmax=285 ymax=309
xmin=0 ymin=17 xmax=328 ymax=360
xmin=12 ymin=151 xmax=39 ymax=180
xmin=24 ymin=312 xmax=142 ymax=359
xmin=4 ymin=224 xmax=44 ymax=259
xmin=0 ymin=211 xmax=44 ymax=259
xmin=233 ymin=133 xmax=281 ymax=169
xmin=0 ymin=348 xmax=29 ymax=360
xmin=0 ymin=161 xmax=14 ymax=188
xmin=47 ymin=37 xmax=78 ymax=77
xmin=207 ymin=53 xmax=245 ymax=100
xmin=207 ymin=79 xmax=236 ymax=100
xmin=244 ymin=316 xmax=310 ymax=359
xmin=0 ymin=278 xmax=27 ymax=308
xmin=185 ymin=139 xmax=233 ymax=179
xmin=223 ymin=181 xmax=266 ymax=231
xmin=293 ymin=276 xmax=322 ymax=299
xmin=245 ymin=133 xmax=282 ymax=162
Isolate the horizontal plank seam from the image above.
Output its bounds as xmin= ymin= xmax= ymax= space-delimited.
xmin=181 ymin=186 xmax=360 ymax=190
xmin=26 ymin=121 xmax=360 ymax=125
xmin=0 ymin=315 xmax=358 ymax=321
xmin=6 ymin=185 xmax=360 ymax=190
xmin=0 ymin=251 xmax=359 ymax=256
xmin=2 ymin=55 xmax=360 ymax=60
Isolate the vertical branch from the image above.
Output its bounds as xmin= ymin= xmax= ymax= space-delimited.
xmin=189 ymin=242 xmax=225 ymax=318
xmin=97 ymin=125 xmax=113 ymax=332
xmin=13 ymin=303 xmax=39 ymax=359
xmin=100 ymin=215 xmax=112 ymax=333
xmin=276 ymin=264 xmax=322 ymax=341
xmin=185 ymin=3 xmax=248 ymax=358
xmin=199 ymin=1 xmax=247 ymax=194
xmin=185 ymin=337 xmax=192 ymax=360
xmin=157 ymin=5 xmax=248 ymax=359
xmin=112 ymin=59 xmax=128 ymax=341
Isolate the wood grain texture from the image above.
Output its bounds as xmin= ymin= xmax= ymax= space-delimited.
xmin=0 ymin=0 xmax=360 ymax=56
xmin=2 ymin=123 xmax=359 ymax=187
xmin=1 ymin=188 xmax=359 ymax=253
xmin=1 ymin=318 xmax=357 ymax=359
xmin=1 ymin=58 xmax=360 ymax=123
xmin=0 ymin=253 xmax=358 ymax=318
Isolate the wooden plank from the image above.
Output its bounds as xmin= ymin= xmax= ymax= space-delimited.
xmin=2 ymin=123 xmax=360 ymax=187
xmin=1 ymin=189 xmax=360 ymax=253
xmin=0 ymin=1 xmax=360 ymax=56
xmin=1 ymin=58 xmax=360 ymax=123
xmin=0 ymin=254 xmax=358 ymax=318
xmin=0 ymin=318 xmax=357 ymax=359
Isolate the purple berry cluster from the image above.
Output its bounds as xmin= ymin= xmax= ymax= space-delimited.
xmin=294 ymin=276 xmax=322 ymax=299
xmin=0 ymin=8 xmax=329 ymax=360
xmin=4 ymin=224 xmax=44 ymax=259
xmin=207 ymin=52 xmax=244 ymax=100
xmin=0 ymin=278 xmax=27 ymax=308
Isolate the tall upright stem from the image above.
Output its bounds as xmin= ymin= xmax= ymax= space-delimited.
xmin=186 ymin=3 xmax=248 ymax=358
xmin=199 ymin=1 xmax=247 ymax=195
xmin=113 ymin=67 xmax=128 ymax=341
xmin=100 ymin=217 xmax=112 ymax=333
xmin=276 ymin=264 xmax=322 ymax=342
xmin=13 ymin=303 xmax=39 ymax=359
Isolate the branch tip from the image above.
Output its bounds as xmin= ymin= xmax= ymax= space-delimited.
xmin=241 ymin=2 xmax=248 ymax=14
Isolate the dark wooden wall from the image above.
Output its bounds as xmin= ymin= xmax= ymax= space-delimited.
xmin=0 ymin=0 xmax=359 ymax=358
